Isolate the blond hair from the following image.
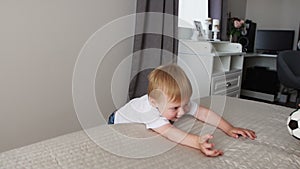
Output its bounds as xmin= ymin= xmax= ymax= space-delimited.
xmin=147 ymin=64 xmax=192 ymax=103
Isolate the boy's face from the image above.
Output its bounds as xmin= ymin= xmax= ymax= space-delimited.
xmin=157 ymin=97 xmax=191 ymax=122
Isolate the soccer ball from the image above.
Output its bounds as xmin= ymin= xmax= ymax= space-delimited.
xmin=287 ymin=109 xmax=300 ymax=140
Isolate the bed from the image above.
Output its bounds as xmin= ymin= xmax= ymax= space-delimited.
xmin=1 ymin=96 xmax=300 ymax=169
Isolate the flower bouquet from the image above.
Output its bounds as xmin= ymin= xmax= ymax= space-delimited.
xmin=227 ymin=17 xmax=247 ymax=42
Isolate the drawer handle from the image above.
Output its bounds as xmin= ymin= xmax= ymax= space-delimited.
xmin=226 ymin=82 xmax=232 ymax=87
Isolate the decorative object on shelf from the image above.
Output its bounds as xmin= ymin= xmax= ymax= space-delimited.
xmin=203 ymin=18 xmax=212 ymax=40
xmin=228 ymin=17 xmax=247 ymax=42
xmin=190 ymin=29 xmax=200 ymax=41
xmin=193 ymin=20 xmax=205 ymax=41
xmin=212 ymin=19 xmax=220 ymax=41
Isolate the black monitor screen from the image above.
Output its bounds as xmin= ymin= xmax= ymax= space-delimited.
xmin=255 ymin=30 xmax=295 ymax=54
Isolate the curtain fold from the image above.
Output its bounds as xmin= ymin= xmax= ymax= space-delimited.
xmin=209 ymin=0 xmax=225 ymax=40
xmin=129 ymin=0 xmax=179 ymax=100
xmin=209 ymin=0 xmax=222 ymax=20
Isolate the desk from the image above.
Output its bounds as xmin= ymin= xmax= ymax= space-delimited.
xmin=244 ymin=53 xmax=277 ymax=70
xmin=241 ymin=53 xmax=278 ymax=102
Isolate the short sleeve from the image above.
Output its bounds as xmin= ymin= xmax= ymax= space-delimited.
xmin=145 ymin=116 xmax=170 ymax=129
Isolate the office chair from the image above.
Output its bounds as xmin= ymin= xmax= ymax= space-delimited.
xmin=277 ymin=50 xmax=300 ymax=106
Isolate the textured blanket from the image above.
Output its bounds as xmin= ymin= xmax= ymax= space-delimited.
xmin=1 ymin=96 xmax=300 ymax=169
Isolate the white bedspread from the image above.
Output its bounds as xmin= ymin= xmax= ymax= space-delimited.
xmin=1 ymin=96 xmax=300 ymax=169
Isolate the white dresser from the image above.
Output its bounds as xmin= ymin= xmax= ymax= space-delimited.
xmin=177 ymin=40 xmax=244 ymax=99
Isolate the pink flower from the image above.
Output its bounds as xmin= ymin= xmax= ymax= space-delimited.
xmin=228 ymin=17 xmax=246 ymax=39
xmin=234 ymin=20 xmax=244 ymax=29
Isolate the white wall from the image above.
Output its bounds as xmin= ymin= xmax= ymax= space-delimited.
xmin=0 ymin=0 xmax=136 ymax=152
xmin=228 ymin=0 xmax=247 ymax=19
xmin=178 ymin=0 xmax=208 ymax=28
xmin=246 ymin=0 xmax=300 ymax=49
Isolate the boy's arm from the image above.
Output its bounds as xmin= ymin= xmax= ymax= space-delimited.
xmin=194 ymin=106 xmax=256 ymax=140
xmin=152 ymin=123 xmax=223 ymax=157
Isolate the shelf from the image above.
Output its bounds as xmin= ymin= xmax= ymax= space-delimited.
xmin=178 ymin=40 xmax=244 ymax=98
xmin=212 ymin=69 xmax=242 ymax=77
xmin=212 ymin=56 xmax=231 ymax=74
xmin=215 ymin=52 xmax=245 ymax=56
xmin=178 ymin=40 xmax=243 ymax=55
xmin=245 ymin=53 xmax=277 ymax=58
xmin=241 ymin=89 xmax=275 ymax=102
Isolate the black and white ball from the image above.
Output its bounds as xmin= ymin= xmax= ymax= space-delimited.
xmin=287 ymin=109 xmax=300 ymax=140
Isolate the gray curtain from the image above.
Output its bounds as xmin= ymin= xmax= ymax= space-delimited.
xmin=129 ymin=0 xmax=179 ymax=100
xmin=209 ymin=0 xmax=222 ymax=20
xmin=209 ymin=0 xmax=225 ymax=40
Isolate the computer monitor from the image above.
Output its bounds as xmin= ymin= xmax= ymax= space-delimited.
xmin=255 ymin=30 xmax=295 ymax=54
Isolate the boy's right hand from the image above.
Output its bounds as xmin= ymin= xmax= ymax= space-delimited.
xmin=198 ymin=134 xmax=223 ymax=157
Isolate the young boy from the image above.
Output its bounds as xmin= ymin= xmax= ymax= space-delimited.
xmin=109 ymin=64 xmax=256 ymax=157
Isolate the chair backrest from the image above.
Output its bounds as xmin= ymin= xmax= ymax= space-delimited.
xmin=279 ymin=51 xmax=300 ymax=76
xmin=277 ymin=50 xmax=300 ymax=89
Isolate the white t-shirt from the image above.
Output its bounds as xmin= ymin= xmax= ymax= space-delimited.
xmin=114 ymin=95 xmax=198 ymax=129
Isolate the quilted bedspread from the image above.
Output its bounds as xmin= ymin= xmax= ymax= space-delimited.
xmin=1 ymin=96 xmax=300 ymax=169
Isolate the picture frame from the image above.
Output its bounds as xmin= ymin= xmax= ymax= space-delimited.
xmin=194 ymin=20 xmax=205 ymax=39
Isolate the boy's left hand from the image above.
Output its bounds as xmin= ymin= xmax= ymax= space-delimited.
xmin=226 ymin=127 xmax=256 ymax=140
